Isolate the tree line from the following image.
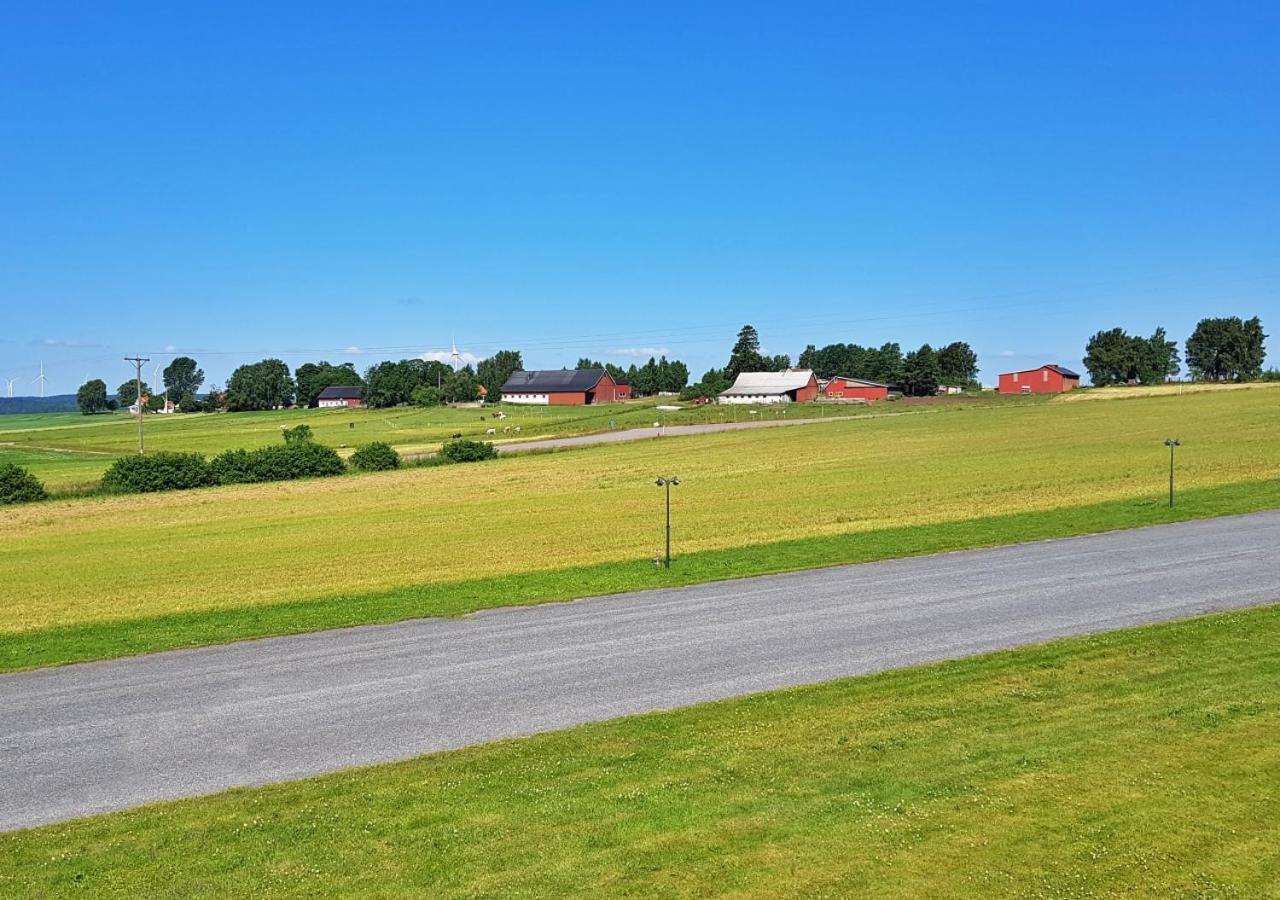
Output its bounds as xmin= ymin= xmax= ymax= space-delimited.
xmin=575 ymin=356 xmax=690 ymax=395
xmin=1084 ymin=316 xmax=1266 ymax=385
xmin=680 ymin=325 xmax=979 ymax=399
xmin=77 ymin=346 xmax=695 ymax=415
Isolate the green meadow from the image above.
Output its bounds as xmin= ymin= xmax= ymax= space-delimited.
xmin=1 ymin=384 xmax=1277 ymax=670
xmin=0 ymin=395 xmax=901 ymax=489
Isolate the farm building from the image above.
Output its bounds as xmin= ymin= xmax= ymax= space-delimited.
xmin=997 ymin=364 xmax=1081 ymax=395
xmin=317 ymin=385 xmax=364 ymax=408
xmin=500 ymin=368 xmax=631 ymax=405
xmin=719 ymin=369 xmax=819 ymax=405
xmin=819 ymin=376 xmax=889 ymax=401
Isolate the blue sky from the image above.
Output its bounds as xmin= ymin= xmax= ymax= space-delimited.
xmin=1 ymin=1 xmax=1276 ymax=394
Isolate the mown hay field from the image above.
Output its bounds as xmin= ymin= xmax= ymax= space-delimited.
xmin=0 ymin=397 xmax=898 ymax=489
xmin=1 ymin=386 xmax=1277 ymax=637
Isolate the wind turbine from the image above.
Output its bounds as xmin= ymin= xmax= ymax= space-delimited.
xmin=449 ymin=336 xmax=462 ymax=372
xmin=33 ymin=362 xmax=47 ymax=398
xmin=4 ymin=378 xmax=17 ymax=398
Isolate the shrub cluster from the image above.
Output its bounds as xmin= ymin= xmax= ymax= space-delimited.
xmin=350 ymin=441 xmax=401 ymax=471
xmin=0 ymin=463 xmax=48 ymax=504
xmin=101 ymin=452 xmax=215 ymax=494
xmin=210 ymin=442 xmax=345 ymax=484
xmin=440 ymin=439 xmax=498 ymax=463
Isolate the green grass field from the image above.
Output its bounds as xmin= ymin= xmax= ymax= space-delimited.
xmin=1 ymin=385 xmax=1278 ymax=670
xmin=3 ymin=604 xmax=1277 ymax=897
xmin=0 ymin=396 xmax=912 ymax=490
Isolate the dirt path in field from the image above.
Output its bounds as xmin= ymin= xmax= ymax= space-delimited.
xmin=403 ymin=411 xmax=911 ymax=461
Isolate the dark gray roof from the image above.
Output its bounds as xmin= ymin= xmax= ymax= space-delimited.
xmin=317 ymin=385 xmax=363 ymax=400
xmin=501 ymin=369 xmax=611 ymax=393
xmin=821 ymin=376 xmax=888 ymax=388
xmin=999 ymin=364 xmax=1082 ymax=379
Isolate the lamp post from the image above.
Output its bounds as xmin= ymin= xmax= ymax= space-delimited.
xmin=655 ymin=476 xmax=680 ymax=568
xmin=1164 ymin=438 xmax=1181 ymax=507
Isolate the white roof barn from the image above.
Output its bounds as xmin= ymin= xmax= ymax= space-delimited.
xmin=719 ymin=369 xmax=819 ymax=404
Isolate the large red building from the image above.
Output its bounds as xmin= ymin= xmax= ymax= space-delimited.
xmin=819 ymin=376 xmax=889 ymax=401
xmin=998 ymin=364 xmax=1081 ymax=394
xmin=500 ymin=368 xmax=631 ymax=405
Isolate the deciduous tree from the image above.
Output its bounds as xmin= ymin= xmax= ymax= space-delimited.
xmin=76 ymin=379 xmax=109 ymax=415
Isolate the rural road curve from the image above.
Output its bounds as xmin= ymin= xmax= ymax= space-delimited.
xmin=3 ymin=511 xmax=1279 ymax=831
xmin=404 ymin=413 xmax=856 ymax=462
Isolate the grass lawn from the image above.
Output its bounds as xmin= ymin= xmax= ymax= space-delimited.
xmin=0 ymin=395 xmax=905 ymax=489
xmin=3 ymin=604 xmax=1277 ymax=897
xmin=1 ymin=386 xmax=1278 ymax=670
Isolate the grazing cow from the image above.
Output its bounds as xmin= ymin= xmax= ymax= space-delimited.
xmin=503 ymin=426 xmax=511 ymax=433
xmin=486 ymin=427 xmax=496 ymax=435
xmin=451 ymin=432 xmax=462 ymax=439
xmin=514 ymin=426 xmax=521 ymax=433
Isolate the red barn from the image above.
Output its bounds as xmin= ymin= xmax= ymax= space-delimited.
xmin=819 ymin=376 xmax=888 ymax=401
xmin=998 ymin=364 xmax=1081 ymax=395
xmin=317 ymin=385 xmax=364 ymax=408
xmin=500 ymin=368 xmax=630 ymax=405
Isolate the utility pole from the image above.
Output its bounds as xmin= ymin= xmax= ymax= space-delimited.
xmin=125 ymin=356 xmax=150 ymax=454
xmin=1164 ymin=438 xmax=1181 ymax=507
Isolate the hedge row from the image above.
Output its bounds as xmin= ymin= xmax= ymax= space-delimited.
xmin=7 ymin=436 xmax=498 ymax=502
xmin=101 ymin=443 xmax=347 ymax=494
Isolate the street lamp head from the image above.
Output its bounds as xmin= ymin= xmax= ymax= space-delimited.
xmin=670 ymin=477 xmax=680 ymax=486
xmin=1165 ymin=438 xmax=1182 ymax=447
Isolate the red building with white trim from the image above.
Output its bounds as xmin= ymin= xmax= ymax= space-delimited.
xmin=317 ymin=385 xmax=364 ymax=408
xmin=997 ymin=365 xmax=1081 ymax=394
xmin=501 ymin=368 xmax=631 ymax=405
xmin=819 ymin=376 xmax=889 ymax=401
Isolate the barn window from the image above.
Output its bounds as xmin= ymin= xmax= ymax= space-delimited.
xmin=1043 ymin=370 xmax=1049 ymax=382
xmin=1012 ymin=372 xmax=1019 ymax=382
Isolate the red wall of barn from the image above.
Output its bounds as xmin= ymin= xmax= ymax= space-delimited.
xmin=548 ymin=392 xmax=586 ymax=405
xmin=998 ymin=368 xmax=1080 ymax=394
xmin=793 ymin=375 xmax=819 ymax=402
xmin=845 ymin=384 xmax=887 ymax=401
xmin=614 ymin=384 xmax=632 ymax=400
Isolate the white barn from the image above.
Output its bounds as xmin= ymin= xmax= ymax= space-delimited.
xmin=718 ymin=369 xmax=820 ymax=405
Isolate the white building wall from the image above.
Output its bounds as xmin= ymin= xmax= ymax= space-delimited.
xmin=718 ymin=393 xmax=789 ymax=405
xmin=503 ymin=393 xmax=550 ymax=405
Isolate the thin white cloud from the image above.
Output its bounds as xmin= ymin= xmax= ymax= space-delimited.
xmin=33 ymin=338 xmax=103 ymax=348
xmin=610 ymin=347 xmax=671 ymax=358
xmin=163 ymin=345 xmax=178 ymax=353
xmin=421 ymin=350 xmax=483 ymax=367
xmin=345 ymin=345 xmax=364 ymax=355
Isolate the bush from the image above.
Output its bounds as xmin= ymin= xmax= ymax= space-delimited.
xmin=210 ymin=441 xmax=345 ymax=484
xmin=101 ymin=452 xmax=215 ymax=494
xmin=0 ymin=463 xmax=48 ymax=504
xmin=350 ymin=441 xmax=401 ymax=472
xmin=440 ymin=439 xmax=498 ymax=463
xmin=282 ymin=424 xmax=313 ymax=444
xmin=411 ymin=385 xmax=443 ymax=407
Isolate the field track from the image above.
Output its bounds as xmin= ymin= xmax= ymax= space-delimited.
xmin=3 ymin=510 xmax=1276 ymax=831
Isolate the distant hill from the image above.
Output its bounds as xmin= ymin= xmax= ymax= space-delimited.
xmin=0 ymin=395 xmax=80 ymax=414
